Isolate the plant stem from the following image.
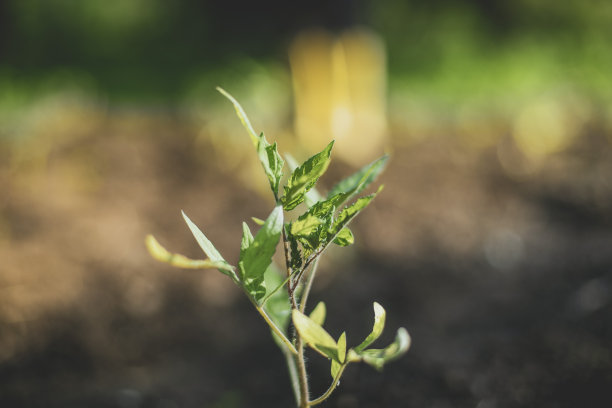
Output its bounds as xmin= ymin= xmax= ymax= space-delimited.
xmin=281 ymin=227 xmax=299 ymax=310
xmin=295 ymin=336 xmax=309 ymax=407
xmin=282 ymin=224 xmax=310 ymax=407
xmin=308 ymin=363 xmax=348 ymax=406
xmin=299 ymin=258 xmax=320 ymax=313
xmin=253 ymin=304 xmax=297 ymax=355
xmin=284 ymin=349 xmax=301 ymax=404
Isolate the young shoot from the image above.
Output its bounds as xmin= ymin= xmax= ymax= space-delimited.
xmin=146 ymin=87 xmax=410 ymax=407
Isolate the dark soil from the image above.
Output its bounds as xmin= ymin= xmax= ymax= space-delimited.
xmin=1 ymin=108 xmax=611 ymax=407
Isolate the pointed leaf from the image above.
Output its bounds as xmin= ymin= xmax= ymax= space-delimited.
xmin=287 ymin=229 xmax=303 ymax=270
xmin=251 ymin=217 xmax=265 ymax=226
xmin=357 ymin=328 xmax=411 ymax=371
xmin=217 ymin=87 xmax=258 ymax=146
xmin=331 ymin=332 xmax=347 ymax=378
xmin=328 ymin=155 xmax=389 ymax=199
xmin=354 ymin=302 xmax=386 ymax=352
xmin=239 ymin=206 xmax=283 ymax=302
xmin=331 ymin=359 xmax=342 ymax=380
xmin=329 ymin=186 xmax=383 ymax=238
xmin=285 ymin=153 xmax=323 ymax=207
xmin=289 ymin=192 xmax=347 ymax=253
xmin=182 ymin=211 xmax=237 ymax=281
xmin=217 ymin=88 xmax=284 ymax=197
xmin=282 ymin=141 xmax=334 ymax=211
xmin=337 ymin=332 xmax=347 ymax=364
xmin=292 ymin=309 xmax=339 ymax=361
xmin=239 ymin=222 xmax=254 ymax=279
xmin=309 ymin=301 xmax=326 ymax=327
xmin=145 ymin=235 xmax=230 ymax=270
xmin=333 ymin=227 xmax=354 ymax=246
xmin=257 ymin=135 xmax=285 ymax=197
xmin=290 ymin=214 xmax=325 ymax=238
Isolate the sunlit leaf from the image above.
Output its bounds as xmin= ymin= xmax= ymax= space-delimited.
xmin=217 ymin=88 xmax=284 ymax=196
xmin=328 ymin=186 xmax=383 ymax=238
xmin=282 ymin=141 xmax=334 ymax=211
xmin=290 ymin=192 xmax=347 ymax=253
xmin=331 ymin=332 xmax=347 ymax=378
xmin=309 ymin=301 xmax=326 ymax=327
xmin=239 ymin=222 xmax=254 ymax=280
xmin=251 ymin=217 xmax=265 ymax=225
xmin=356 ymin=328 xmax=411 ymax=371
xmin=354 ymin=302 xmax=386 ymax=353
xmin=145 ymin=235 xmax=230 ymax=270
xmin=239 ymin=206 xmax=283 ymax=302
xmin=290 ymin=214 xmax=325 ymax=238
xmin=330 ymin=359 xmax=341 ymax=380
xmin=285 ymin=153 xmax=323 ymax=207
xmin=287 ymin=230 xmax=303 ymax=270
xmin=328 ymin=155 xmax=389 ymax=200
xmin=216 ymin=87 xmax=258 ymax=146
xmin=182 ymin=211 xmax=237 ymax=281
xmin=257 ymin=134 xmax=285 ymax=197
xmin=332 ymin=227 xmax=354 ymax=246
xmin=337 ymin=332 xmax=347 ymax=364
xmin=292 ymin=309 xmax=339 ymax=361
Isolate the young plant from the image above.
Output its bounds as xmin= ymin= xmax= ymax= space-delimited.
xmin=146 ymin=88 xmax=410 ymax=407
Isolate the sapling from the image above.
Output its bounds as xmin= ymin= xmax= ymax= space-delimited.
xmin=146 ymin=88 xmax=410 ymax=407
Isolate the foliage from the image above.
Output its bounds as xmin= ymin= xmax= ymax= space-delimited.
xmin=146 ymin=88 xmax=410 ymax=407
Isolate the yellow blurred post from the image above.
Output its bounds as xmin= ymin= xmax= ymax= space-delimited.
xmin=289 ymin=29 xmax=387 ymax=165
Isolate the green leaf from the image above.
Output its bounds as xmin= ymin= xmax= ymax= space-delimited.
xmin=289 ymin=192 xmax=348 ymax=254
xmin=356 ymin=328 xmax=411 ymax=371
xmin=333 ymin=227 xmax=354 ymax=246
xmin=285 ymin=153 xmax=323 ymax=207
xmin=331 ymin=332 xmax=347 ymax=378
xmin=239 ymin=222 xmax=254 ymax=279
xmin=292 ymin=309 xmax=339 ymax=361
xmin=328 ymin=186 xmax=382 ymax=238
xmin=257 ymin=135 xmax=285 ymax=197
xmin=309 ymin=301 xmax=326 ymax=326
xmin=182 ymin=211 xmax=238 ymax=281
xmin=287 ymin=230 xmax=303 ymax=270
xmin=251 ymin=217 xmax=265 ymax=226
xmin=145 ymin=235 xmax=230 ymax=270
xmin=290 ymin=214 xmax=325 ymax=238
xmin=239 ymin=206 xmax=283 ymax=302
xmin=216 ymin=87 xmax=258 ymax=146
xmin=337 ymin=332 xmax=347 ymax=364
xmin=328 ymin=154 xmax=389 ymax=199
xmin=217 ymin=88 xmax=284 ymax=197
xmin=281 ymin=141 xmax=334 ymax=211
xmin=354 ymin=302 xmax=386 ymax=353
xmin=330 ymin=359 xmax=341 ymax=380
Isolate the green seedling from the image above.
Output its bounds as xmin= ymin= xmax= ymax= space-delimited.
xmin=146 ymin=88 xmax=410 ymax=407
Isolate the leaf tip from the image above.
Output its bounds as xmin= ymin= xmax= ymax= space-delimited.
xmin=145 ymin=234 xmax=166 ymax=261
xmin=373 ymin=301 xmax=385 ymax=315
xmin=397 ymin=327 xmax=412 ymax=352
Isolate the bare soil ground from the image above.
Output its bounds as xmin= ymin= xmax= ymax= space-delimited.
xmin=1 ymin=108 xmax=611 ymax=407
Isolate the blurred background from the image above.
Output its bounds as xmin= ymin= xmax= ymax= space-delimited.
xmin=1 ymin=0 xmax=612 ymax=407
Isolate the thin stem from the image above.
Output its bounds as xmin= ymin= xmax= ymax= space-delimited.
xmin=252 ymin=303 xmax=297 ymax=355
xmin=281 ymin=227 xmax=299 ymax=310
xmin=284 ymin=349 xmax=301 ymax=405
xmin=282 ymin=222 xmax=310 ymax=407
xmin=299 ymin=258 xmax=320 ymax=314
xmin=260 ymin=270 xmax=295 ymax=307
xmin=295 ymin=336 xmax=309 ymax=408
xmin=291 ymin=246 xmax=324 ymax=292
xmin=308 ymin=363 xmax=348 ymax=406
